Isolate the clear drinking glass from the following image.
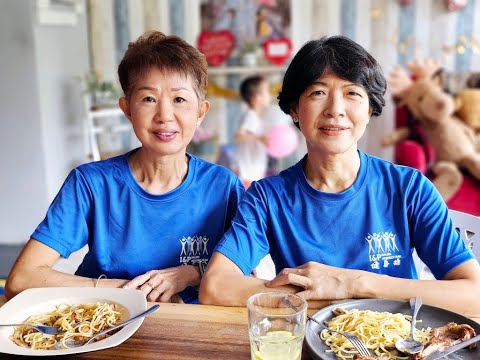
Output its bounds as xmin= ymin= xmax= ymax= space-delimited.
xmin=247 ymin=291 xmax=307 ymax=360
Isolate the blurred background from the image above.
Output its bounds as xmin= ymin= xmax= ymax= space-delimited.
xmin=1 ymin=0 xmax=479 ymax=266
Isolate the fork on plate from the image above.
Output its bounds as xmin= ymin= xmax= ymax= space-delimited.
xmin=282 ymin=299 xmax=370 ymax=357
xmin=0 ymin=323 xmax=62 ymax=335
xmin=308 ymin=316 xmax=371 ymax=357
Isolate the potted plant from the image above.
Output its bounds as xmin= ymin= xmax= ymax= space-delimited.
xmin=84 ymin=70 xmax=120 ymax=109
xmin=238 ymin=39 xmax=260 ymax=67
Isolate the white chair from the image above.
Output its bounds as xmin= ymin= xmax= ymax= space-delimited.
xmin=253 ymin=254 xmax=276 ymax=280
xmin=82 ymin=94 xmax=136 ymax=162
xmin=448 ymin=209 xmax=480 ymax=260
xmin=415 ymin=209 xmax=480 ymax=279
xmin=52 ymin=245 xmax=89 ymax=274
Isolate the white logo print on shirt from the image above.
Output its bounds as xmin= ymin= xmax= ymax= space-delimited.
xmin=366 ymin=232 xmax=401 ymax=270
xmin=179 ymin=235 xmax=209 ymax=268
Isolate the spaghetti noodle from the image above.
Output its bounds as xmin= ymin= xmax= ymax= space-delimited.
xmin=10 ymin=302 xmax=123 ymax=350
xmin=320 ymin=308 xmax=432 ymax=360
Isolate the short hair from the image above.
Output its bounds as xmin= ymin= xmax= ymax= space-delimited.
xmin=240 ymin=75 xmax=266 ymax=106
xmin=278 ymin=36 xmax=386 ymax=127
xmin=118 ymin=31 xmax=208 ymax=101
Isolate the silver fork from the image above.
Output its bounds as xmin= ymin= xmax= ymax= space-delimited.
xmin=282 ymin=300 xmax=370 ymax=357
xmin=307 ymin=314 xmax=371 ymax=356
xmin=0 ymin=323 xmax=62 ymax=335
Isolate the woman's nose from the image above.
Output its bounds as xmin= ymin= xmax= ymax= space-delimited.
xmin=154 ymin=99 xmax=174 ymax=122
xmin=323 ymin=94 xmax=346 ymax=118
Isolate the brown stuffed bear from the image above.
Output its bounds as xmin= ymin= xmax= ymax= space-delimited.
xmin=382 ymin=61 xmax=480 ymax=201
xmin=455 ymin=72 xmax=480 ymax=131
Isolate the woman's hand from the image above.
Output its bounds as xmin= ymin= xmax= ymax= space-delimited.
xmin=266 ymin=262 xmax=363 ymax=301
xmin=123 ymin=265 xmax=200 ymax=302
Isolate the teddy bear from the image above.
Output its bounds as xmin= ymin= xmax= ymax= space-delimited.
xmin=382 ymin=60 xmax=480 ymax=201
xmin=455 ymin=72 xmax=480 ymax=132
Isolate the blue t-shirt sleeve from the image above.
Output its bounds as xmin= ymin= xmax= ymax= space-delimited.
xmin=215 ymin=181 xmax=270 ymax=275
xmin=406 ymin=171 xmax=474 ymax=279
xmin=223 ymin=177 xmax=245 ymax=232
xmin=31 ymin=169 xmax=93 ymax=258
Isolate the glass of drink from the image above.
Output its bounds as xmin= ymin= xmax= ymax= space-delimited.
xmin=247 ymin=291 xmax=307 ymax=360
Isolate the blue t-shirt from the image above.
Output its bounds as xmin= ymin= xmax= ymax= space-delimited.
xmin=32 ymin=150 xmax=244 ymax=303
xmin=215 ymin=151 xmax=474 ymax=280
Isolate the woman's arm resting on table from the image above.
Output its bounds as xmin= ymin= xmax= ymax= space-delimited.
xmin=267 ymin=260 xmax=480 ymax=317
xmin=5 ymin=239 xmax=127 ymax=300
xmin=199 ymin=252 xmax=302 ymax=306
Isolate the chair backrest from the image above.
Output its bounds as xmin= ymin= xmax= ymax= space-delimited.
xmin=449 ymin=209 xmax=480 ymax=260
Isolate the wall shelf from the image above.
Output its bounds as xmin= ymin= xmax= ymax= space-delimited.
xmin=208 ymin=65 xmax=287 ymax=76
xmin=85 ymin=105 xmax=130 ymax=161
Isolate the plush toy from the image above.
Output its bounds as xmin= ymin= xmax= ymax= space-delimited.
xmin=382 ymin=61 xmax=480 ymax=201
xmin=455 ymin=73 xmax=480 ymax=131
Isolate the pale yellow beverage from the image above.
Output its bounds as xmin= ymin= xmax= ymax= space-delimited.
xmin=250 ymin=330 xmax=303 ymax=360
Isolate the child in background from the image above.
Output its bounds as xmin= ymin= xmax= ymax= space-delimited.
xmin=235 ymin=75 xmax=271 ymax=186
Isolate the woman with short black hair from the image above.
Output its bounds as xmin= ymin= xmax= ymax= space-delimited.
xmin=200 ymin=36 xmax=480 ymax=316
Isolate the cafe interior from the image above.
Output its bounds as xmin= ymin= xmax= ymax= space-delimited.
xmin=0 ymin=1 xmax=480 ymax=359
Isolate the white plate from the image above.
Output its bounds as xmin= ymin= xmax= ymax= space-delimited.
xmin=305 ymin=299 xmax=480 ymax=360
xmin=0 ymin=287 xmax=147 ymax=356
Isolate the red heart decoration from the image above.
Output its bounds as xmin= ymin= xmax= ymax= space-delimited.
xmin=197 ymin=30 xmax=235 ymax=66
xmin=263 ymin=37 xmax=292 ymax=66
xmin=444 ymin=0 xmax=467 ymax=11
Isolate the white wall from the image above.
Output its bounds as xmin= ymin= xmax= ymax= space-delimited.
xmin=0 ymin=0 xmax=89 ymax=245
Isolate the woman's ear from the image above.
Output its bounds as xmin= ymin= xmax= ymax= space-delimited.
xmin=119 ymin=97 xmax=131 ymax=120
xmin=289 ymin=106 xmax=298 ymax=121
xmin=197 ymin=100 xmax=210 ymax=127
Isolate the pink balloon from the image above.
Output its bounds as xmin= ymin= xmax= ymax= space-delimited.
xmin=266 ymin=124 xmax=299 ymax=159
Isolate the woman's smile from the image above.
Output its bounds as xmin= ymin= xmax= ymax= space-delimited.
xmin=319 ymin=125 xmax=349 ymax=136
xmin=153 ymin=129 xmax=179 ymax=142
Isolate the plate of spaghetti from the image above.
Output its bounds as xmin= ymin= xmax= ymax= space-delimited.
xmin=305 ymin=299 xmax=480 ymax=360
xmin=0 ymin=287 xmax=147 ymax=356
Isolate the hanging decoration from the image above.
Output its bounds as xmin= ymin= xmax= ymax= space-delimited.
xmin=444 ymin=0 xmax=468 ymax=12
xmin=370 ymin=7 xmax=383 ymax=20
xmin=206 ymin=81 xmax=282 ymax=100
xmin=262 ymin=37 xmax=292 ymax=66
xmin=206 ymin=82 xmax=239 ymax=100
xmin=442 ymin=35 xmax=480 ymax=56
xmin=197 ymin=30 xmax=235 ymax=66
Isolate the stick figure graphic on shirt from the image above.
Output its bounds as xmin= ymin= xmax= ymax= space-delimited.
xmin=366 ymin=235 xmax=374 ymax=254
xmin=180 ymin=237 xmax=187 ymax=256
xmin=202 ymin=236 xmax=209 ymax=254
xmin=382 ymin=232 xmax=391 ymax=252
xmin=389 ymin=233 xmax=399 ymax=251
xmin=374 ymin=234 xmax=384 ymax=252
xmin=196 ymin=237 xmax=201 ymax=255
xmin=189 ymin=238 xmax=196 ymax=255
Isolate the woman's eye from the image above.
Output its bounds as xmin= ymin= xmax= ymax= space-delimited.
xmin=142 ymin=96 xmax=155 ymax=103
xmin=174 ymin=97 xmax=186 ymax=103
xmin=348 ymin=91 xmax=362 ymax=97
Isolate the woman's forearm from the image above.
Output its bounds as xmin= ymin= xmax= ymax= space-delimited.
xmin=5 ymin=265 xmax=127 ymax=300
xmin=355 ymin=262 xmax=480 ymax=317
xmin=199 ymin=271 xmax=298 ymax=306
xmin=200 ymin=271 xmax=268 ymax=306
xmin=269 ymin=260 xmax=480 ymax=317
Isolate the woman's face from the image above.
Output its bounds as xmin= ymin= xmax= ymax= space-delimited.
xmin=291 ymin=70 xmax=371 ymax=156
xmin=119 ymin=67 xmax=209 ymax=157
